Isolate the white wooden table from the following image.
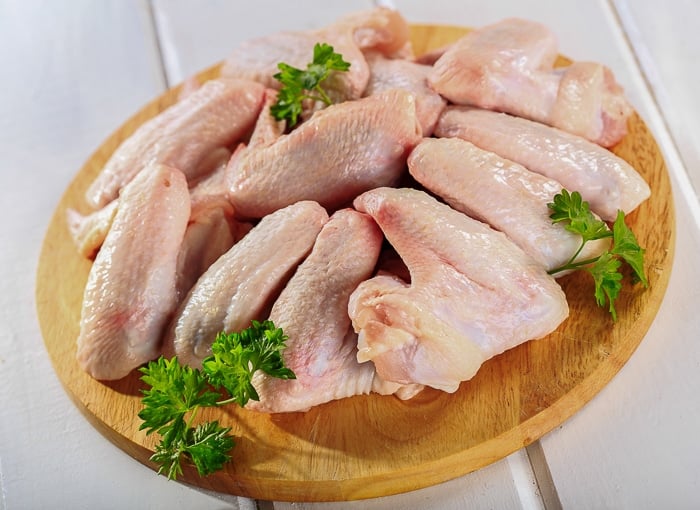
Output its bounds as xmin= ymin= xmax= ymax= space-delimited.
xmin=1 ymin=1 xmax=699 ymax=508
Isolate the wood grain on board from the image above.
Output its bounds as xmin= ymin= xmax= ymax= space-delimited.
xmin=36 ymin=24 xmax=675 ymax=502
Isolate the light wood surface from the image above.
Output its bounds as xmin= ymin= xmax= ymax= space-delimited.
xmin=35 ymin=24 xmax=675 ymax=502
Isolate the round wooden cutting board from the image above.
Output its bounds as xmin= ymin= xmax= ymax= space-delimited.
xmin=36 ymin=24 xmax=675 ymax=502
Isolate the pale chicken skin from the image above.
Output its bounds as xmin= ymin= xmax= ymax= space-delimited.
xmin=220 ymin=7 xmax=410 ymax=106
xmin=407 ymin=137 xmax=609 ymax=273
xmin=186 ymin=147 xmax=232 ymax=193
xmin=244 ymin=89 xmax=286 ymax=150
xmin=66 ymin=199 xmax=119 ymax=259
xmin=223 ymin=30 xmax=365 ymax=107
xmin=550 ymin=61 xmax=633 ymax=148
xmin=76 ymin=164 xmax=191 ymax=380
xmin=429 ymin=18 xmax=560 ymax=123
xmin=349 ymin=187 xmax=569 ymax=393
xmin=85 ymin=78 xmax=265 ymax=208
xmin=163 ymin=201 xmax=328 ymax=368
xmin=363 ymin=52 xmax=447 ymax=136
xmin=179 ymin=152 xmax=253 ymax=299
xmin=428 ymin=18 xmax=631 ymax=147
xmin=248 ymin=209 xmax=421 ymax=413
xmin=435 ymin=106 xmax=650 ymax=221
xmin=174 ymin=203 xmax=251 ymax=302
xmin=227 ymin=89 xmax=422 ymax=218
xmin=69 ymin=151 xmax=243 ymax=267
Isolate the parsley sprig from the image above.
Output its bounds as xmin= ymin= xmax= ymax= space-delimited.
xmin=547 ymin=189 xmax=648 ymax=321
xmin=270 ymin=42 xmax=351 ymax=128
xmin=203 ymin=323 xmax=295 ymax=406
xmin=138 ymin=320 xmax=295 ymax=480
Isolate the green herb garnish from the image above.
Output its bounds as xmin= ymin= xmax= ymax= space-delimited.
xmin=138 ymin=320 xmax=294 ymax=479
xmin=270 ymin=42 xmax=351 ymax=128
xmin=548 ymin=189 xmax=648 ymax=320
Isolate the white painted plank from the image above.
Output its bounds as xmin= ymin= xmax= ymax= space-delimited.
xmin=612 ymin=0 xmax=700 ymax=203
xmin=0 ymin=1 xmax=246 ymax=508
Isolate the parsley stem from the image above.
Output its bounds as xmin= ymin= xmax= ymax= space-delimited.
xmin=313 ymin=85 xmax=333 ymax=105
xmin=548 ymin=255 xmax=603 ymax=275
xmin=186 ymin=405 xmax=200 ymax=430
xmin=567 ymin=239 xmax=587 ymax=268
xmin=548 ymin=228 xmax=613 ymax=276
xmin=214 ymin=397 xmax=240 ymax=407
xmin=299 ymin=91 xmax=332 ymax=106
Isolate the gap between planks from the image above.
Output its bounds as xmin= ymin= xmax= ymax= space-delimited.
xmin=524 ymin=443 xmax=563 ymax=510
xmin=145 ymin=0 xmax=171 ymax=89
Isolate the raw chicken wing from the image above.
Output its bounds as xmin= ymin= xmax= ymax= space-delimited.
xmin=164 ymin=201 xmax=328 ymax=368
xmin=407 ymin=137 xmax=609 ymax=273
xmin=349 ymin=187 xmax=569 ymax=393
xmin=66 ymin=200 xmax=119 ymax=259
xmin=76 ymin=164 xmax=190 ymax=380
xmin=248 ymin=209 xmax=421 ymax=413
xmin=228 ymin=89 xmax=422 ymax=218
xmin=85 ymin=78 xmax=265 ymax=208
xmin=429 ymin=18 xmax=632 ymax=146
xmin=174 ymin=202 xmax=251 ymax=301
xmin=435 ymin=106 xmax=650 ymax=220
xmin=363 ymin=52 xmax=446 ymax=136
xmin=429 ymin=18 xmax=560 ymax=122
xmin=550 ymin=61 xmax=633 ymax=148
xmin=220 ymin=7 xmax=410 ymax=106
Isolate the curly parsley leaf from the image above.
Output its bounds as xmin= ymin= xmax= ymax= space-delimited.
xmin=270 ymin=42 xmax=351 ymax=128
xmin=547 ymin=189 xmax=647 ymax=320
xmin=138 ymin=357 xmax=219 ymax=435
xmin=150 ymin=423 xmax=186 ymax=480
xmin=589 ymin=252 xmax=624 ymax=321
xmin=202 ymin=320 xmax=296 ymax=407
xmin=138 ymin=321 xmax=294 ymax=480
xmin=611 ymin=210 xmax=648 ymax=286
xmin=149 ymin=420 xmax=234 ymax=480
xmin=183 ymin=421 xmax=235 ymax=476
xmin=548 ymin=189 xmax=611 ymax=243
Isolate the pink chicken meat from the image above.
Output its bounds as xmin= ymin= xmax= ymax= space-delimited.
xmin=163 ymin=201 xmax=328 ymax=368
xmin=248 ymin=209 xmax=422 ymax=413
xmin=227 ymin=89 xmax=422 ymax=218
xmin=430 ymin=18 xmax=559 ymax=122
xmin=66 ymin=200 xmax=119 ymax=259
xmin=407 ymin=137 xmax=609 ymax=273
xmin=435 ymin=106 xmax=650 ymax=220
xmin=174 ymin=203 xmax=250 ymax=301
xmin=349 ymin=187 xmax=569 ymax=393
xmin=363 ymin=52 xmax=447 ymax=136
xmin=549 ymin=61 xmax=633 ymax=148
xmin=76 ymin=164 xmax=191 ymax=380
xmin=220 ymin=7 xmax=410 ymax=105
xmin=85 ymin=78 xmax=265 ymax=209
xmin=428 ymin=18 xmax=631 ymax=147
